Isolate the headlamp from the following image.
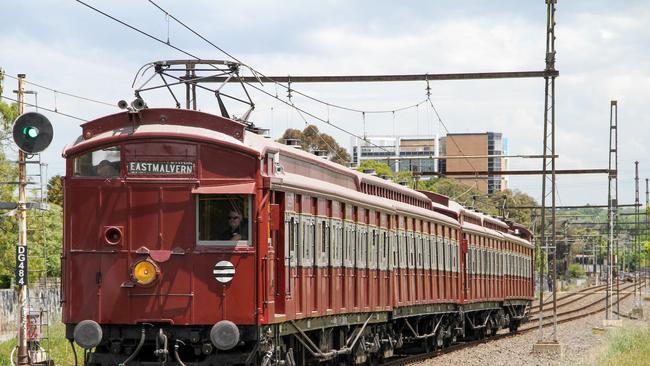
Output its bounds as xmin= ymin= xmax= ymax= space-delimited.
xmin=132 ymin=259 xmax=159 ymax=286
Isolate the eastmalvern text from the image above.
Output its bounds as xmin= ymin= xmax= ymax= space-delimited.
xmin=128 ymin=161 xmax=193 ymax=175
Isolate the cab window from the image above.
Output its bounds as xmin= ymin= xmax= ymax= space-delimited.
xmin=73 ymin=147 xmax=121 ymax=177
xmin=197 ymin=195 xmax=251 ymax=246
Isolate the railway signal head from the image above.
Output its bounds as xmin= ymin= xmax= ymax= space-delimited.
xmin=13 ymin=112 xmax=53 ymax=153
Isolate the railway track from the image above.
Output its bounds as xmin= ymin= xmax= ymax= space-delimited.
xmin=529 ymin=281 xmax=637 ymax=317
xmin=381 ymin=281 xmax=646 ymax=365
xmin=529 ymin=283 xmax=609 ymax=313
xmin=521 ymin=281 xmax=644 ymax=331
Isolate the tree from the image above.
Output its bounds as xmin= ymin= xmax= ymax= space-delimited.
xmin=419 ymin=177 xmax=491 ymax=211
xmin=566 ymin=263 xmax=586 ymax=279
xmin=356 ymin=160 xmax=393 ymax=177
xmin=418 ymin=179 xmax=539 ymax=227
xmin=277 ymin=125 xmax=351 ymax=165
xmin=0 ymin=70 xmax=20 ymax=286
xmin=501 ymin=189 xmax=538 ymax=227
xmin=48 ymin=175 xmax=63 ymax=206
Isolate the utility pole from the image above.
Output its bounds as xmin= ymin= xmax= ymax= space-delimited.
xmin=15 ymin=74 xmax=29 ymax=366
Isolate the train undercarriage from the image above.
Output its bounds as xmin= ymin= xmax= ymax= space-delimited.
xmin=72 ymin=301 xmax=528 ymax=366
xmin=262 ymin=302 xmax=528 ymax=366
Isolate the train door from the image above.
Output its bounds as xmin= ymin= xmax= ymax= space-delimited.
xmin=271 ymin=191 xmax=285 ymax=315
xmin=461 ymin=233 xmax=468 ymax=302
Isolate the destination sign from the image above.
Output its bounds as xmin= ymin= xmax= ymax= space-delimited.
xmin=128 ymin=161 xmax=194 ymax=175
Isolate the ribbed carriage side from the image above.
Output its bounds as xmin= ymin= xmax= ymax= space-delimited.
xmin=502 ymin=232 xmax=534 ymax=300
xmin=461 ymin=221 xmax=506 ymax=303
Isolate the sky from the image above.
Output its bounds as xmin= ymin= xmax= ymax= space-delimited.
xmin=0 ymin=0 xmax=649 ymax=206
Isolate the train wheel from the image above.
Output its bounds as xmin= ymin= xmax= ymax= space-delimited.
xmin=486 ymin=319 xmax=496 ymax=337
xmin=436 ymin=331 xmax=445 ymax=350
xmin=478 ymin=328 xmax=487 ymax=340
xmin=509 ymin=322 xmax=519 ymax=333
xmin=284 ymin=348 xmax=296 ymax=366
xmin=365 ymin=354 xmax=380 ymax=366
xmin=421 ymin=337 xmax=433 ymax=353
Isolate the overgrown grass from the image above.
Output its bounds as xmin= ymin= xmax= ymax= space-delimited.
xmin=0 ymin=322 xmax=83 ymax=365
xmin=598 ymin=326 xmax=650 ymax=366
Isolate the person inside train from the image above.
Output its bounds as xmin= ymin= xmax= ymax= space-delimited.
xmin=220 ymin=208 xmax=247 ymax=241
xmin=95 ymin=159 xmax=119 ymax=177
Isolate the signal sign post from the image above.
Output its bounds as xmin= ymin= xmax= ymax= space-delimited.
xmin=13 ymin=74 xmax=53 ymax=366
xmin=15 ymin=245 xmax=27 ymax=286
xmin=15 ymin=73 xmax=29 ymax=366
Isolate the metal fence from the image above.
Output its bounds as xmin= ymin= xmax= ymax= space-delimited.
xmin=0 ymin=286 xmax=61 ymax=342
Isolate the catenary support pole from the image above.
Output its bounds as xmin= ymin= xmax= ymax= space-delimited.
xmin=537 ymin=0 xmax=558 ymax=344
xmin=635 ymin=162 xmax=639 ymax=303
xmin=606 ymin=100 xmax=618 ymax=321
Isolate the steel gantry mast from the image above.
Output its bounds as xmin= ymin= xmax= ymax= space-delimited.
xmin=632 ymin=161 xmax=644 ymax=318
xmin=606 ymin=100 xmax=618 ymax=322
xmin=635 ymin=161 xmax=639 ymax=302
xmin=536 ymin=0 xmax=558 ymax=346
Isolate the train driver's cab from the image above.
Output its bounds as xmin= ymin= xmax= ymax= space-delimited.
xmin=197 ymin=194 xmax=252 ymax=246
xmin=73 ymin=147 xmax=121 ymax=178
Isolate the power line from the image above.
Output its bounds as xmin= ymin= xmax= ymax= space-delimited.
xmin=75 ymin=0 xmax=395 ymax=156
xmin=145 ymin=0 xmax=432 ymax=116
xmin=244 ymin=81 xmax=390 ymax=154
xmin=287 ymin=98 xmax=347 ymax=163
xmin=78 ymin=0 xmax=508 ymax=174
xmin=427 ymin=98 xmax=479 ymax=176
xmin=145 ymin=0 xmax=486 ymax=179
xmin=75 ymin=0 xmax=203 ymax=61
xmin=0 ymin=95 xmax=87 ymax=122
xmin=1 ymin=71 xmax=117 ymax=108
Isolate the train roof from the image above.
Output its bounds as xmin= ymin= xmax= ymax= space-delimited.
xmin=275 ymin=172 xmax=459 ymax=226
xmin=63 ymin=108 xmax=529 ymax=236
xmin=63 ymin=108 xmax=254 ymax=157
xmin=65 ymin=108 xmax=432 ymax=205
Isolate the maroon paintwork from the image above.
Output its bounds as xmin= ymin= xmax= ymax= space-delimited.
xmin=62 ymin=108 xmax=534 ymax=358
xmin=63 ymin=110 xmax=261 ymax=329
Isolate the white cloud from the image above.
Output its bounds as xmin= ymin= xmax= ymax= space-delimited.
xmin=1 ymin=0 xmax=649 ymax=205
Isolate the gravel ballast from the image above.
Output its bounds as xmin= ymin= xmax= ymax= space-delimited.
xmin=411 ymin=295 xmax=649 ymax=366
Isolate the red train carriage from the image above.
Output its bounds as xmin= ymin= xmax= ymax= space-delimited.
xmin=63 ymin=108 xmax=534 ymax=365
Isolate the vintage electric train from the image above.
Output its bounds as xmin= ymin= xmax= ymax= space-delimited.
xmin=62 ymin=108 xmax=534 ymax=365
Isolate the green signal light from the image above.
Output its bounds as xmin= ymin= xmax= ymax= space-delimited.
xmin=22 ymin=127 xmax=39 ymax=139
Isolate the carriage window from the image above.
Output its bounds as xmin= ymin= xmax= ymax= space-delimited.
xmin=73 ymin=147 xmax=121 ymax=177
xmin=321 ymin=222 xmax=327 ymax=253
xmin=197 ymin=195 xmax=251 ymax=245
xmin=289 ymin=216 xmax=298 ymax=265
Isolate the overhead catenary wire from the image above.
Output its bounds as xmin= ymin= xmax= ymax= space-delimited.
xmin=144 ymin=0 xmax=429 ymax=116
xmin=289 ymin=99 xmax=347 ymax=164
xmin=0 ymin=95 xmax=87 ymax=122
xmin=1 ymin=71 xmax=117 ymax=108
xmin=427 ymin=98 xmax=480 ymax=178
xmin=74 ymin=0 xmax=396 ymax=155
xmin=244 ymin=81 xmax=391 ymax=154
xmin=451 ymin=181 xmax=479 ymax=201
xmin=142 ymin=0 xmax=447 ymax=162
xmin=82 ymin=0 xmax=496 ymax=173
